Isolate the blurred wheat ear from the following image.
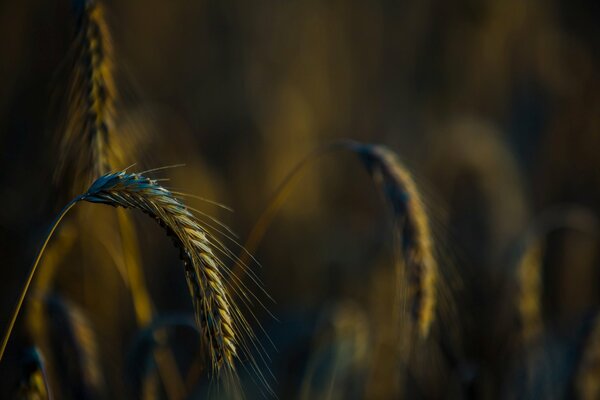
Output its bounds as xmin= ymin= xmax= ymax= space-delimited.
xmin=242 ymin=140 xmax=439 ymax=339
xmin=39 ymin=295 xmax=104 ymax=399
xmin=350 ymin=142 xmax=438 ymax=339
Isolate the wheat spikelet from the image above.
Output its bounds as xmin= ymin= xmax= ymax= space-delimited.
xmin=351 ymin=143 xmax=437 ymax=338
xmin=81 ymin=171 xmax=254 ymax=384
xmin=241 ymin=140 xmax=437 ymax=338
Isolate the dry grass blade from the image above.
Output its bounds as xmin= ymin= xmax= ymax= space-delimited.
xmin=14 ymin=347 xmax=52 ymax=400
xmin=351 ymin=143 xmax=437 ymax=339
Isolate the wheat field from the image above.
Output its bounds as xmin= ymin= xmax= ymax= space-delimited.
xmin=0 ymin=0 xmax=599 ymax=399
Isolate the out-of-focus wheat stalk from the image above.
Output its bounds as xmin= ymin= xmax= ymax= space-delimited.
xmin=351 ymin=143 xmax=437 ymax=338
xmin=242 ymin=140 xmax=438 ymax=338
xmin=43 ymin=1 xmax=181 ymax=395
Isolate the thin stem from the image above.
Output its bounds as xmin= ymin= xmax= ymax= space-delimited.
xmin=0 ymin=197 xmax=80 ymax=362
xmin=235 ymin=139 xmax=355 ymax=272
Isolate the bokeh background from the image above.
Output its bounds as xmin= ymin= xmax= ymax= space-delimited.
xmin=0 ymin=0 xmax=599 ymax=398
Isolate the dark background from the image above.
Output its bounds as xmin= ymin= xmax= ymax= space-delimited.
xmin=0 ymin=0 xmax=599 ymax=398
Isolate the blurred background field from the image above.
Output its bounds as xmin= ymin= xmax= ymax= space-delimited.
xmin=0 ymin=0 xmax=599 ymax=398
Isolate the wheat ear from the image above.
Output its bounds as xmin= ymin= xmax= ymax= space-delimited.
xmin=351 ymin=143 xmax=437 ymax=338
xmin=2 ymin=171 xmax=263 ymax=391
xmin=51 ymin=2 xmax=178 ymax=393
xmin=57 ymin=0 xmax=121 ymax=191
xmin=240 ymin=140 xmax=437 ymax=338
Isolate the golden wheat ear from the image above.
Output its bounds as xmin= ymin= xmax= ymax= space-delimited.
xmin=57 ymin=0 xmax=121 ymax=194
xmin=347 ymin=142 xmax=437 ymax=339
xmin=14 ymin=347 xmax=52 ymax=400
xmin=81 ymin=171 xmax=272 ymax=395
xmin=242 ymin=140 xmax=438 ymax=339
xmin=127 ymin=314 xmax=201 ymax=398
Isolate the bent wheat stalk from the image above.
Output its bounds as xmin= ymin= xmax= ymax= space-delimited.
xmin=352 ymin=143 xmax=437 ymax=338
xmin=2 ymin=171 xmax=256 ymax=387
xmin=240 ymin=139 xmax=437 ymax=338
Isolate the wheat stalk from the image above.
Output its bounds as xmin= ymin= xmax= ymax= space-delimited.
xmin=240 ymin=140 xmax=437 ymax=338
xmin=350 ymin=143 xmax=437 ymax=338
xmin=2 ymin=171 xmax=266 ymax=393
